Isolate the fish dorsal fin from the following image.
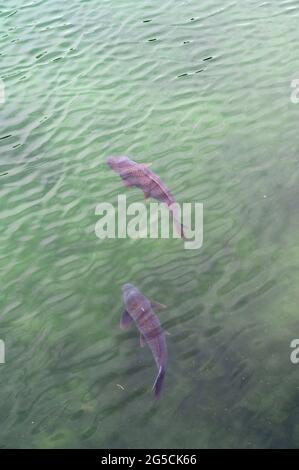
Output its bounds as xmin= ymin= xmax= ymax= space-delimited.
xmin=138 ymin=162 xmax=173 ymax=203
xmin=122 ymin=178 xmax=132 ymax=188
xmin=143 ymin=167 xmax=173 ymax=201
xmin=151 ymin=300 xmax=167 ymax=310
xmin=120 ymin=310 xmax=134 ymax=329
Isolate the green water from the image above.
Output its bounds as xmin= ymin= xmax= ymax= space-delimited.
xmin=1 ymin=0 xmax=299 ymax=449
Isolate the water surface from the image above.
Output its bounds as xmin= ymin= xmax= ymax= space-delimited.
xmin=1 ymin=0 xmax=299 ymax=448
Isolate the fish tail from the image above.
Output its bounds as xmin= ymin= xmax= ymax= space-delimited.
xmin=174 ymin=217 xmax=187 ymax=240
xmin=169 ymin=203 xmax=187 ymax=240
xmin=152 ymin=365 xmax=166 ymax=399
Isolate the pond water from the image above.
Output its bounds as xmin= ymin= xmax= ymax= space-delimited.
xmin=1 ymin=0 xmax=299 ymax=448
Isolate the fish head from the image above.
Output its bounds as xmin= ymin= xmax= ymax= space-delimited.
xmin=107 ymin=155 xmax=130 ymax=171
xmin=122 ymin=283 xmax=139 ymax=304
xmin=122 ymin=283 xmax=135 ymax=294
xmin=122 ymin=284 xmax=152 ymax=315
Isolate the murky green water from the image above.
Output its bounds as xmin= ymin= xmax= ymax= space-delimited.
xmin=1 ymin=0 xmax=299 ymax=449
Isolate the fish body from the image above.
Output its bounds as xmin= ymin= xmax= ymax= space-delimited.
xmin=107 ymin=156 xmax=185 ymax=238
xmin=121 ymin=283 xmax=167 ymax=398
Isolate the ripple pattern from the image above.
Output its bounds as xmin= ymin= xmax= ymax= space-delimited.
xmin=1 ymin=0 xmax=299 ymax=449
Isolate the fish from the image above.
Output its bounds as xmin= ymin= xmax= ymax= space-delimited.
xmin=107 ymin=155 xmax=186 ymax=239
xmin=120 ymin=283 xmax=168 ymax=399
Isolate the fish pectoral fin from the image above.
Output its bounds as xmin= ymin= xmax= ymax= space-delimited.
xmin=151 ymin=300 xmax=167 ymax=310
xmin=142 ymin=163 xmax=152 ymax=168
xmin=140 ymin=334 xmax=146 ymax=347
xmin=143 ymin=189 xmax=151 ymax=199
xmin=122 ymin=178 xmax=132 ymax=188
xmin=120 ymin=310 xmax=134 ymax=329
